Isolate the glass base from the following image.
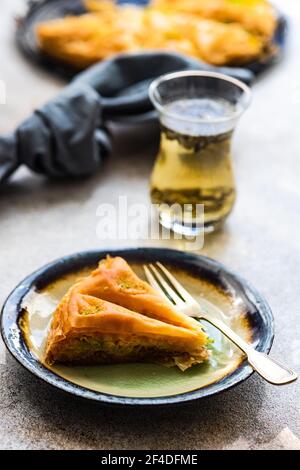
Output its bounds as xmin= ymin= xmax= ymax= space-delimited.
xmin=159 ymin=212 xmax=223 ymax=236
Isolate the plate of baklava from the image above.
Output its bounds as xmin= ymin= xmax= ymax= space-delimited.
xmin=16 ymin=0 xmax=287 ymax=80
xmin=1 ymin=248 xmax=274 ymax=406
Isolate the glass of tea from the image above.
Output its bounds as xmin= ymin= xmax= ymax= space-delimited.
xmin=149 ymin=71 xmax=251 ymax=235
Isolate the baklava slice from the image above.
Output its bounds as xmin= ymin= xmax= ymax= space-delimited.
xmin=73 ymin=256 xmax=207 ymax=336
xmin=45 ymin=290 xmax=208 ymax=370
xmin=153 ymin=0 xmax=277 ymax=40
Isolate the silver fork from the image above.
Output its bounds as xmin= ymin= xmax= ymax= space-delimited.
xmin=143 ymin=262 xmax=298 ymax=385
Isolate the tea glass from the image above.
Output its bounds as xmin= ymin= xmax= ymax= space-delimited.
xmin=149 ymin=71 xmax=251 ymax=235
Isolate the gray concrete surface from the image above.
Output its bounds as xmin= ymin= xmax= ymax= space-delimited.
xmin=0 ymin=0 xmax=299 ymax=450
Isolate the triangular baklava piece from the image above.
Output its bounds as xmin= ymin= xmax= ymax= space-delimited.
xmin=45 ymin=290 xmax=208 ymax=370
xmin=73 ymin=256 xmax=207 ymax=336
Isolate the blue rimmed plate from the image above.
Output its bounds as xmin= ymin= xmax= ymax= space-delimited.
xmin=1 ymin=248 xmax=274 ymax=406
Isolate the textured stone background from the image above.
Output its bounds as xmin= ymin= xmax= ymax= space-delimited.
xmin=0 ymin=0 xmax=299 ymax=450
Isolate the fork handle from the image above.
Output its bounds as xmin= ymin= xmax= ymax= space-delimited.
xmin=204 ymin=316 xmax=297 ymax=385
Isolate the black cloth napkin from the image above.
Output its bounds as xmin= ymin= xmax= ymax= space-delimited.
xmin=0 ymin=52 xmax=253 ymax=184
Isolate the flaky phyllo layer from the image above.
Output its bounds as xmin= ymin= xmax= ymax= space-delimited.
xmin=45 ymin=257 xmax=209 ymax=371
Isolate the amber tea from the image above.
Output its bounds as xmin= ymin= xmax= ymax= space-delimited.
xmin=150 ymin=98 xmax=236 ymax=232
xmin=149 ymin=72 xmax=251 ymax=235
